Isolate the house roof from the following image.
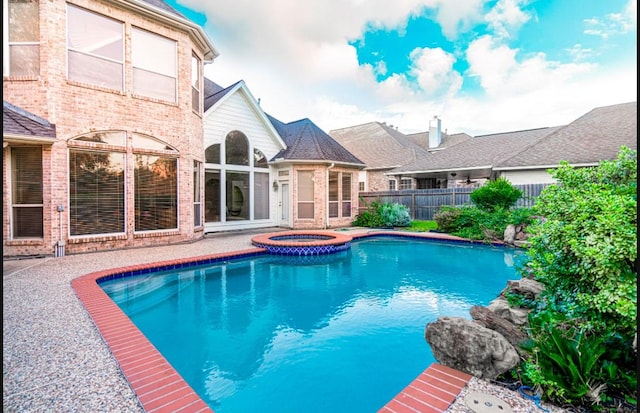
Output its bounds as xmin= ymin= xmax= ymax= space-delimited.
xmin=495 ymin=101 xmax=637 ymax=170
xmin=268 ymin=115 xmax=365 ymax=167
xmin=391 ymin=126 xmax=562 ymax=177
xmin=329 ymin=122 xmax=432 ymax=170
xmin=405 ymin=131 xmax=472 ymax=151
xmin=203 ymin=77 xmax=233 ymax=110
xmin=3 ymin=101 xmax=57 ymax=144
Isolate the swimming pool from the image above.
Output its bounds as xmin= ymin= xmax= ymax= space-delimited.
xmin=99 ymin=235 xmax=523 ymax=413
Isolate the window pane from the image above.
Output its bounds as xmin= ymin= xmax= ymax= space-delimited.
xmin=11 ymin=146 xmax=43 ymax=238
xmin=9 ymin=0 xmax=39 ymax=42
xmin=131 ymin=133 xmax=175 ymax=151
xmin=254 ymin=148 xmax=268 ymax=168
xmin=297 ymin=171 xmax=314 ymax=201
xmin=341 ymin=201 xmax=352 ymax=218
xmin=132 ymin=68 xmax=176 ymax=102
xmin=132 ymin=28 xmax=176 ymax=102
xmin=205 ymin=144 xmax=220 ymax=164
xmin=205 ymin=170 xmax=220 ymax=222
xmin=297 ymin=170 xmax=314 ymax=219
xmin=226 ymin=172 xmax=249 ymax=220
xmin=328 ymin=202 xmax=338 ymax=218
xmin=74 ymin=131 xmax=125 ymax=146
xmin=191 ymin=54 xmax=200 ymax=112
xmin=67 ymin=50 xmax=123 ymax=90
xmin=328 ymin=172 xmax=338 ymax=202
xmin=254 ymin=172 xmax=269 ymax=220
xmin=134 ymin=155 xmax=177 ymax=231
xmin=225 ymin=131 xmax=249 ymax=165
xmin=69 ymin=150 xmax=125 ymax=235
xmin=67 ymin=5 xmax=123 ymax=89
xmin=298 ymin=203 xmax=314 ymax=219
xmin=9 ymin=44 xmax=39 ymax=76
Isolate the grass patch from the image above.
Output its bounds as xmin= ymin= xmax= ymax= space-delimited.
xmin=406 ymin=220 xmax=438 ymax=232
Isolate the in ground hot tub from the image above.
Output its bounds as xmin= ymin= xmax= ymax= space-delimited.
xmin=251 ymin=231 xmax=352 ymax=255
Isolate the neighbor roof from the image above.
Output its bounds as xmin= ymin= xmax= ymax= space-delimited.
xmin=268 ymin=115 xmax=365 ymax=167
xmin=203 ymin=78 xmax=234 ymax=110
xmin=3 ymin=101 xmax=57 ymax=140
xmin=391 ymin=126 xmax=562 ymax=175
xmin=329 ymin=122 xmax=432 ymax=170
xmin=496 ymin=101 xmax=637 ymax=169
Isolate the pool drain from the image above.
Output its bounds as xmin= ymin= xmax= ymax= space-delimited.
xmin=465 ymin=391 xmax=513 ymax=413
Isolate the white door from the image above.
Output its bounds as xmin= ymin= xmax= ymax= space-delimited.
xmin=279 ymin=182 xmax=289 ymax=227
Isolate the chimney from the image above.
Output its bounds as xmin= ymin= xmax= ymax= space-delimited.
xmin=428 ymin=116 xmax=441 ymax=148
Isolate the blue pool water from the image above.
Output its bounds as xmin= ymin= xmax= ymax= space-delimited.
xmin=101 ymin=236 xmax=524 ymax=413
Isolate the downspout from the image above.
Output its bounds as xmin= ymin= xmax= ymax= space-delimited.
xmin=326 ymin=162 xmax=335 ymax=229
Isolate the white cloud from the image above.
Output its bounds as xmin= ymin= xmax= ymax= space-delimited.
xmin=192 ymin=0 xmax=636 ymax=137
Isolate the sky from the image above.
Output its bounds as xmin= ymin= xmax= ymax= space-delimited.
xmin=166 ymin=0 xmax=637 ymax=136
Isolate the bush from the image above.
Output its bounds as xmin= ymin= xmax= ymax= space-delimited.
xmin=434 ymin=205 xmax=533 ymax=242
xmin=352 ymin=200 xmax=411 ymax=228
xmin=520 ymin=146 xmax=637 ymax=410
xmin=470 ymin=177 xmax=523 ymax=211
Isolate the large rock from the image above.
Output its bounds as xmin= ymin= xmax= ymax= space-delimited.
xmin=425 ymin=316 xmax=520 ymax=379
xmin=470 ymin=305 xmax=528 ymax=354
xmin=487 ymin=297 xmax=530 ymax=325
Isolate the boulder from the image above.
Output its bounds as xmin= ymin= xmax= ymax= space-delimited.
xmin=505 ymin=278 xmax=545 ymax=299
xmin=487 ymin=297 xmax=530 ymax=325
xmin=425 ymin=316 xmax=520 ymax=379
xmin=470 ymin=305 xmax=528 ymax=354
xmin=503 ymin=224 xmax=516 ymax=244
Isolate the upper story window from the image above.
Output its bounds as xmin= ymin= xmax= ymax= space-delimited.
xmin=132 ymin=27 xmax=177 ymax=102
xmin=191 ymin=53 xmax=201 ymax=113
xmin=5 ymin=0 xmax=40 ymax=77
xmin=67 ymin=4 xmax=124 ymax=90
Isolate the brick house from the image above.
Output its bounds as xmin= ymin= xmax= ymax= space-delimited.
xmin=3 ymin=0 xmax=364 ymax=258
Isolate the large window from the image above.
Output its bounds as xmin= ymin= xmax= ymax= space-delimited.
xmin=11 ymin=146 xmax=43 ymax=238
xmin=328 ymin=171 xmax=339 ymax=218
xmin=400 ymin=178 xmax=412 ymax=190
xmin=341 ymin=173 xmax=352 ymax=217
xmin=5 ymin=0 xmax=40 ymax=77
xmin=204 ymin=135 xmax=270 ymax=224
xmin=69 ymin=131 xmax=178 ymax=236
xmin=193 ymin=161 xmax=202 ymax=227
xmin=191 ymin=53 xmax=201 ymax=113
xmin=328 ymin=171 xmax=351 ymax=218
xmin=134 ymin=154 xmax=177 ymax=231
xmin=132 ymin=27 xmax=177 ymax=102
xmin=67 ymin=4 xmax=123 ymax=90
xmin=297 ymin=170 xmax=314 ymax=219
xmin=69 ymin=133 xmax=125 ymax=235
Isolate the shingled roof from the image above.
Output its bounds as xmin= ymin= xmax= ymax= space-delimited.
xmin=203 ymin=78 xmax=241 ymax=111
xmin=3 ymin=101 xmax=57 ymax=140
xmin=268 ymin=115 xmax=365 ymax=166
xmin=405 ymin=130 xmax=472 ymax=151
xmin=329 ymin=122 xmax=432 ymax=170
xmin=392 ymin=126 xmax=562 ymax=175
xmin=496 ymin=101 xmax=637 ymax=169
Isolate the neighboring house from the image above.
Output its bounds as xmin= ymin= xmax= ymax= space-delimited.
xmin=201 ymin=78 xmax=364 ymax=232
xmin=333 ymin=102 xmax=636 ymax=189
xmin=329 ymin=120 xmax=434 ymax=191
xmin=3 ymin=0 xmax=218 ymax=257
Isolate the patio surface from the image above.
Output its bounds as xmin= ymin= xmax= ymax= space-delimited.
xmin=3 ymin=227 xmax=565 ymax=412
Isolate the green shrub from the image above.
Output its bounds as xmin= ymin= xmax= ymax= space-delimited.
xmin=352 ymin=200 xmax=411 ymax=228
xmin=470 ymin=177 xmax=523 ymax=211
xmin=434 ymin=205 xmax=533 ymax=242
xmin=433 ymin=206 xmax=463 ymax=232
xmin=520 ymin=146 xmax=637 ymax=410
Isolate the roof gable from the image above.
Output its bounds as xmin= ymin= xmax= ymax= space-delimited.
xmin=203 ymin=78 xmax=286 ymax=150
xmin=269 ymin=115 xmax=364 ymax=166
xmin=329 ymin=122 xmax=432 ymax=169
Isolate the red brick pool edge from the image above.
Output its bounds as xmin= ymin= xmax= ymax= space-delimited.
xmin=72 ymin=237 xmax=474 ymax=413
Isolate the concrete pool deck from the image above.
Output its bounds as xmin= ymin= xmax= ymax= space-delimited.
xmin=3 ymin=227 xmax=565 ymax=413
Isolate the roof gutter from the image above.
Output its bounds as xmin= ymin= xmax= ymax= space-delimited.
xmin=118 ymin=0 xmax=219 ymax=61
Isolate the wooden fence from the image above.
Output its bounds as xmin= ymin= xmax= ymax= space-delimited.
xmin=357 ymin=183 xmax=551 ymax=220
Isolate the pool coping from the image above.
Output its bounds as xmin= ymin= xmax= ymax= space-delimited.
xmin=72 ymin=231 xmax=495 ymax=412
